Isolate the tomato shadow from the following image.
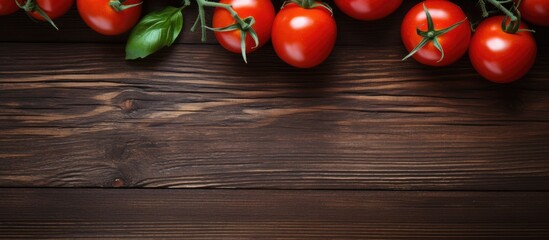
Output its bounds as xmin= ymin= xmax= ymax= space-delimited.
xmin=409 ymin=54 xmax=531 ymax=117
xmin=240 ymin=44 xmax=338 ymax=98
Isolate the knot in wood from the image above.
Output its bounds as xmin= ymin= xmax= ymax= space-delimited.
xmin=120 ymin=99 xmax=135 ymax=113
xmin=111 ymin=178 xmax=126 ymax=188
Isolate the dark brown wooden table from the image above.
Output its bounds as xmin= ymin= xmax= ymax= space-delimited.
xmin=1 ymin=0 xmax=549 ymax=238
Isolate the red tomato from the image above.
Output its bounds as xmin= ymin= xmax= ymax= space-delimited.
xmin=0 ymin=0 xmax=19 ymax=15
xmin=271 ymin=2 xmax=337 ymax=68
xmin=401 ymin=1 xmax=471 ymax=66
xmin=518 ymin=0 xmax=549 ymax=26
xmin=77 ymin=0 xmax=142 ymax=36
xmin=334 ymin=0 xmax=402 ymax=21
xmin=469 ymin=16 xmax=537 ymax=83
xmin=18 ymin=0 xmax=73 ymax=20
xmin=212 ymin=0 xmax=275 ymax=54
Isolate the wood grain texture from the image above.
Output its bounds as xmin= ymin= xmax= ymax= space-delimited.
xmin=2 ymin=0 xmax=549 ymax=190
xmin=2 ymin=1 xmax=549 ymax=238
xmin=1 ymin=188 xmax=548 ymax=239
xmin=1 ymin=42 xmax=549 ymax=190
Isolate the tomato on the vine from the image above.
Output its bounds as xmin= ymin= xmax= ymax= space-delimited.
xmin=401 ymin=1 xmax=471 ymax=66
xmin=18 ymin=0 xmax=73 ymax=21
xmin=212 ymin=0 xmax=275 ymax=54
xmin=334 ymin=0 xmax=402 ymax=21
xmin=77 ymin=0 xmax=142 ymax=36
xmin=518 ymin=0 xmax=549 ymax=26
xmin=469 ymin=16 xmax=537 ymax=83
xmin=272 ymin=1 xmax=337 ymax=68
xmin=0 ymin=0 xmax=19 ymax=15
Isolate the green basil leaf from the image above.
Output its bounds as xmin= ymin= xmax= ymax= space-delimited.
xmin=126 ymin=6 xmax=183 ymax=60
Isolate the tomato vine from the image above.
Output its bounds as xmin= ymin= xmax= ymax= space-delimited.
xmin=16 ymin=0 xmax=62 ymax=30
xmin=479 ymin=0 xmax=524 ymax=33
xmin=125 ymin=0 xmax=264 ymax=62
xmin=4 ymin=0 xmax=543 ymax=82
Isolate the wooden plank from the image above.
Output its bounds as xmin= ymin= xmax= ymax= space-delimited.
xmin=1 ymin=43 xmax=549 ymax=190
xmin=0 ymin=0 xmax=486 ymax=46
xmin=1 ymin=188 xmax=548 ymax=239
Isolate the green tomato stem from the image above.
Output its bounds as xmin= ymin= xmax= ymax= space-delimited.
xmin=303 ymin=0 xmax=314 ymax=8
xmin=485 ymin=0 xmax=518 ymax=22
xmin=194 ymin=0 xmax=251 ymax=42
xmin=16 ymin=0 xmax=59 ymax=30
xmin=109 ymin=0 xmax=143 ymax=12
xmin=193 ymin=0 xmax=259 ymax=63
xmin=284 ymin=0 xmax=333 ymax=14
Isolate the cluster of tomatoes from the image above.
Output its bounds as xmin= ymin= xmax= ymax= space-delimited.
xmin=1 ymin=0 xmax=548 ymax=84
xmin=400 ymin=0 xmax=545 ymax=84
xmin=213 ymin=0 xmax=403 ymax=68
xmin=213 ymin=0 xmax=404 ymax=68
xmin=212 ymin=0 xmax=336 ymax=68
xmin=215 ymin=0 xmax=547 ymax=83
xmin=0 ymin=0 xmax=141 ymax=35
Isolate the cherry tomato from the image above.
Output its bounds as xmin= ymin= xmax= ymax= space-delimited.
xmin=18 ymin=0 xmax=73 ymax=20
xmin=401 ymin=1 xmax=471 ymax=66
xmin=77 ymin=0 xmax=142 ymax=36
xmin=334 ymin=0 xmax=402 ymax=21
xmin=272 ymin=2 xmax=337 ymax=68
xmin=518 ymin=0 xmax=549 ymax=26
xmin=212 ymin=0 xmax=275 ymax=54
xmin=0 ymin=0 xmax=19 ymax=15
xmin=469 ymin=16 xmax=537 ymax=83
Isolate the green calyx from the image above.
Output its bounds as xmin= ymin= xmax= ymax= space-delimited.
xmin=403 ymin=3 xmax=467 ymax=63
xmin=16 ymin=0 xmax=58 ymax=30
xmin=282 ymin=0 xmax=332 ymax=15
xmin=206 ymin=16 xmax=259 ymax=63
xmin=109 ymin=0 xmax=143 ymax=12
xmin=191 ymin=0 xmax=259 ymax=63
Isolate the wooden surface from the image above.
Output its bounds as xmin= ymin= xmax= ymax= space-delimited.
xmin=1 ymin=188 xmax=549 ymax=239
xmin=1 ymin=0 xmax=549 ymax=238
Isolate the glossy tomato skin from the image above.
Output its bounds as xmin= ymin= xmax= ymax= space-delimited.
xmin=518 ymin=0 xmax=549 ymax=26
xmin=272 ymin=3 xmax=337 ymax=68
xmin=77 ymin=0 xmax=142 ymax=36
xmin=0 ymin=0 xmax=19 ymax=15
xmin=212 ymin=0 xmax=275 ymax=54
xmin=469 ymin=16 xmax=537 ymax=83
xmin=334 ymin=0 xmax=402 ymax=21
xmin=401 ymin=1 xmax=471 ymax=66
xmin=19 ymin=0 xmax=74 ymax=20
